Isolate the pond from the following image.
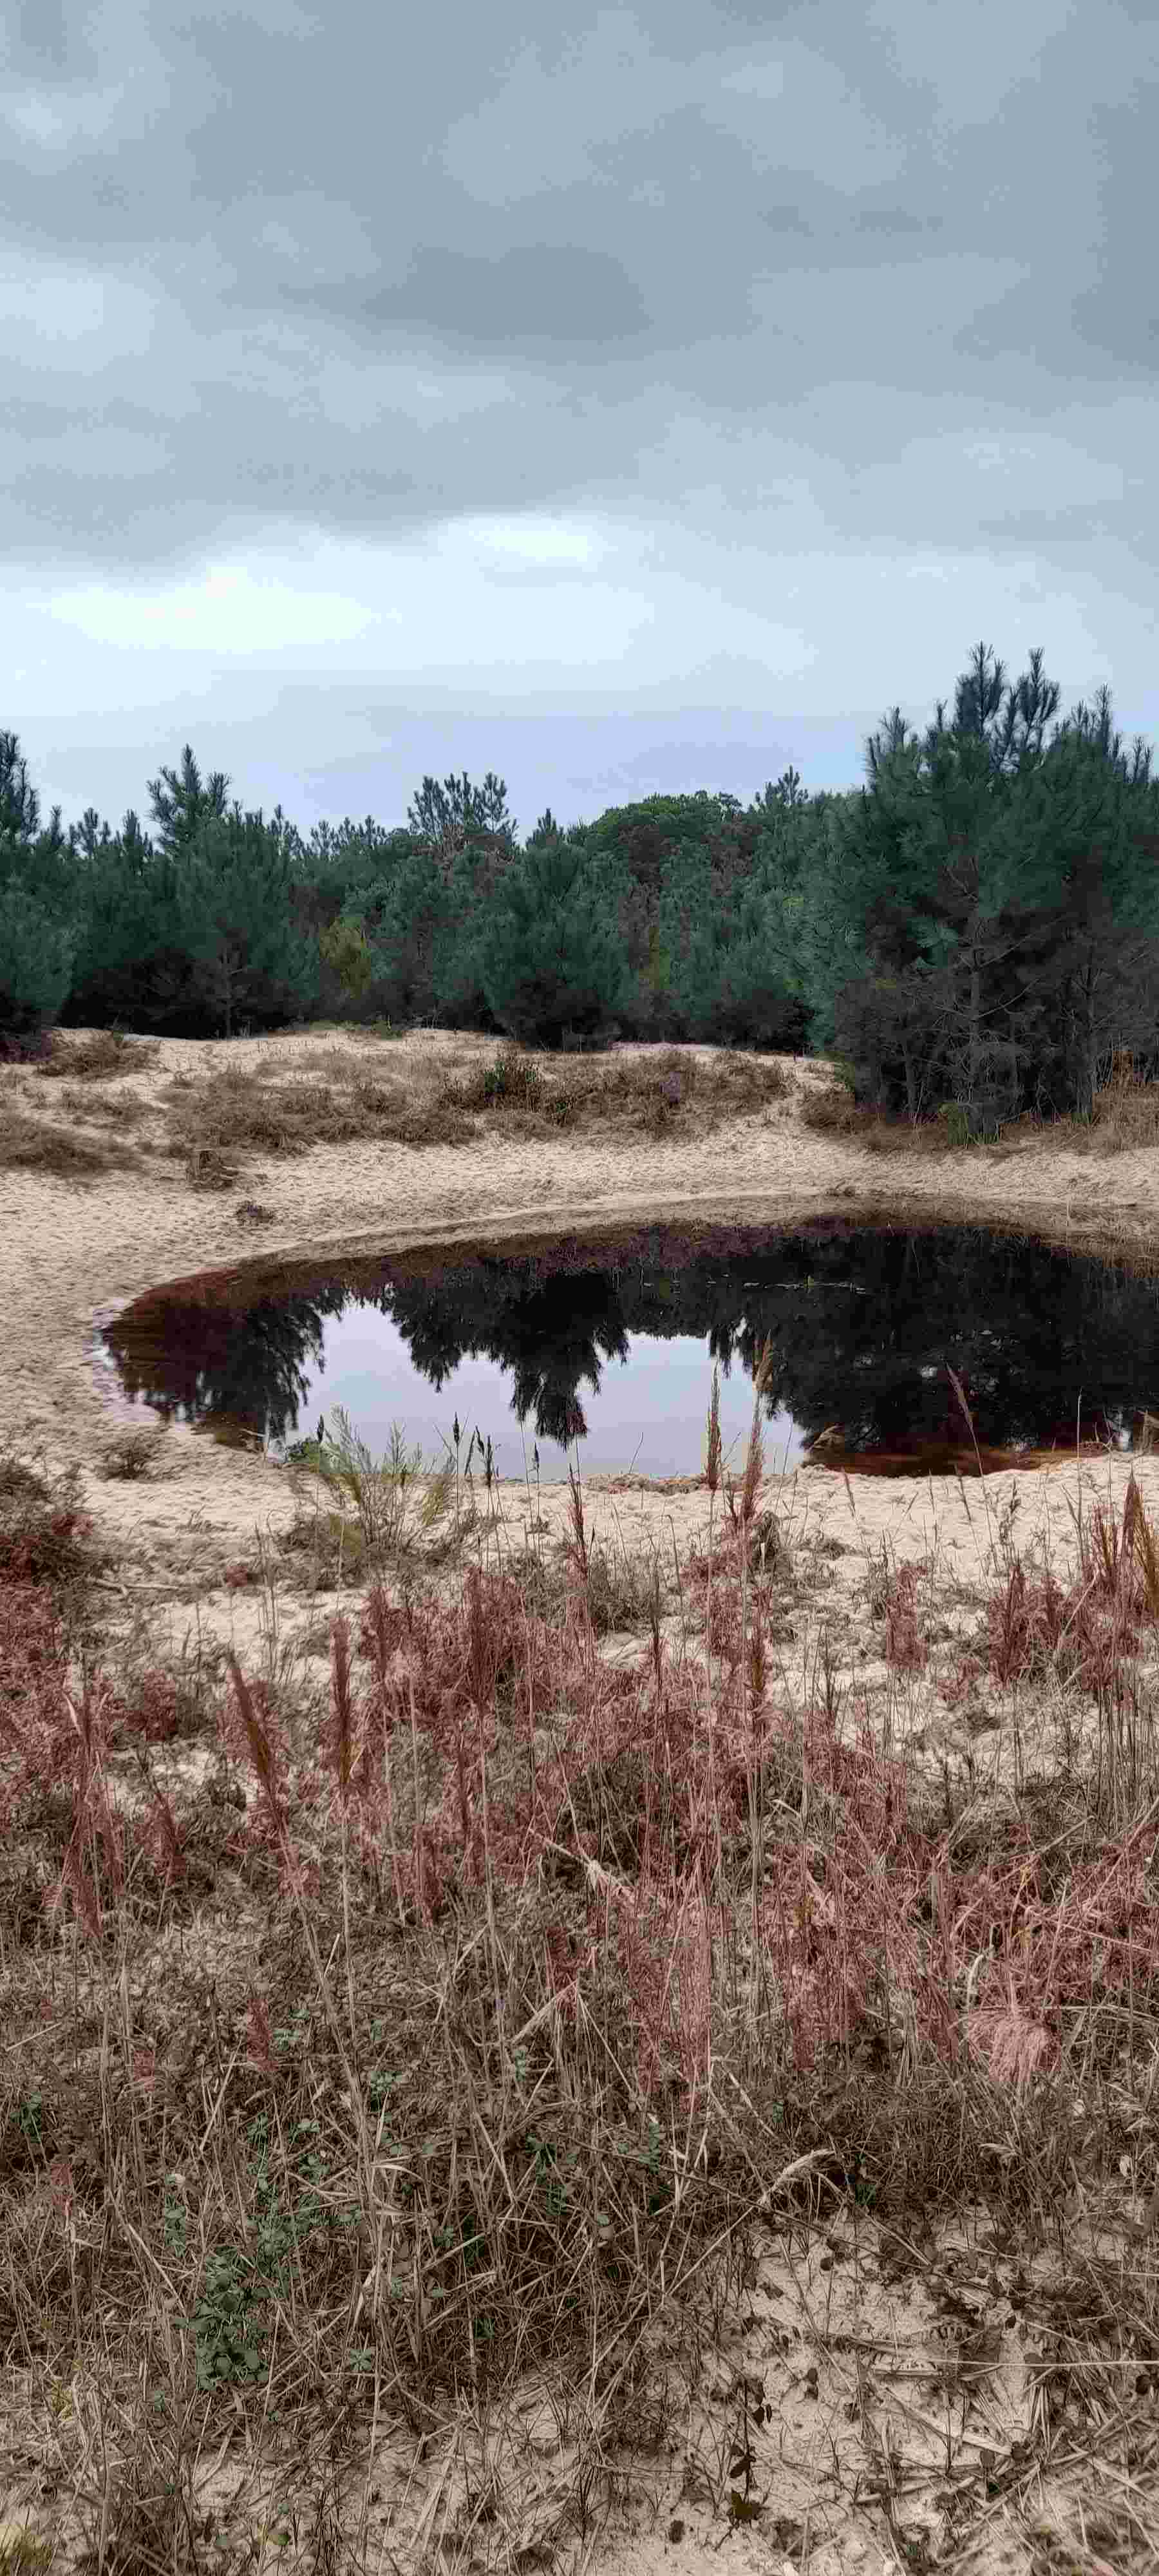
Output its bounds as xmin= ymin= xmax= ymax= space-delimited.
xmin=95 ymin=1219 xmax=1159 ymax=1481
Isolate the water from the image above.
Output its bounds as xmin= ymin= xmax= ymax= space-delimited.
xmin=97 ymin=1220 xmax=1159 ymax=1479
xmin=269 ymin=1308 xmax=801 ymax=1481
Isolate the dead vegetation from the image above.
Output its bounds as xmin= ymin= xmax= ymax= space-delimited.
xmin=5 ymin=1021 xmax=1159 ymax=1209
xmin=3 ymin=1368 xmax=1159 ymax=2575
xmin=32 ymin=1029 xmax=162 ymax=1083
xmin=0 ymin=1028 xmax=793 ymax=1195
xmin=0 ymin=1095 xmax=146 ymax=1183
xmin=155 ymin=1041 xmax=793 ymax=1179
xmin=802 ymin=1047 xmax=1159 ymax=1160
xmin=1069 ymin=1048 xmax=1159 ymax=1152
xmin=800 ymin=1084 xmax=967 ymax=1152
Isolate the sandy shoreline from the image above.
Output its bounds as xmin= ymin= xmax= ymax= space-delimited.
xmin=3 ymin=1024 xmax=1159 ymax=1645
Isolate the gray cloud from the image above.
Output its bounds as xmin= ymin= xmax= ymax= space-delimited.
xmin=1 ymin=0 xmax=1155 ymax=829
xmin=286 ymin=243 xmax=654 ymax=352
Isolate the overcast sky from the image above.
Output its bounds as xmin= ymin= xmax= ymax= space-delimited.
xmin=4 ymin=0 xmax=1156 ymax=844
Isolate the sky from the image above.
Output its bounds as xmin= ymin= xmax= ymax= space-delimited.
xmin=4 ymin=0 xmax=1157 ymax=845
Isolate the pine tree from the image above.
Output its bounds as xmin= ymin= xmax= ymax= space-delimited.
xmin=0 ymin=730 xmax=40 ymax=844
xmin=175 ymin=806 xmax=320 ymax=1035
xmin=64 ymin=818 xmax=197 ymax=1034
xmin=406 ymin=770 xmax=514 ymax=857
xmin=361 ymin=842 xmax=453 ymax=1023
xmin=806 ymin=643 xmax=1159 ymax=1121
xmin=478 ymin=831 xmax=631 ymax=1046
xmin=0 ymin=881 xmax=75 ymax=1052
xmin=655 ymin=840 xmax=722 ymax=1038
xmin=147 ymin=744 xmax=231 ymax=857
xmin=0 ymin=734 xmax=78 ymax=1048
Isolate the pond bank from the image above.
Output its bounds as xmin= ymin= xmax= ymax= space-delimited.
xmin=3 ymin=1025 xmax=1159 ymax=1619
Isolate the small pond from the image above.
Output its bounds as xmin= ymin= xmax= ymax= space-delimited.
xmin=95 ymin=1220 xmax=1159 ymax=1481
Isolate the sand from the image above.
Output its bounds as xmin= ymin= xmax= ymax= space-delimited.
xmin=5 ymin=1027 xmax=1159 ymax=2573
xmin=2 ymin=1025 xmax=1158 ymax=1633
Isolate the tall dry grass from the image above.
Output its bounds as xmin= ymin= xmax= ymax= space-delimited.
xmin=3 ymin=1379 xmax=1159 ymax=2566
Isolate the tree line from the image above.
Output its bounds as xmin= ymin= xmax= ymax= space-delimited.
xmin=3 ymin=638 xmax=1157 ymax=1125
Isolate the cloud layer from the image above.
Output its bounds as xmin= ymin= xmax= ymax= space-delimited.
xmin=4 ymin=0 xmax=1156 ymax=833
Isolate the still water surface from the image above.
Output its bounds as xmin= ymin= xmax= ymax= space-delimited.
xmin=99 ymin=1220 xmax=1159 ymax=1480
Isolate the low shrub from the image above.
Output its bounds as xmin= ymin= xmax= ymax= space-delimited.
xmin=164 ymin=1061 xmax=478 ymax=1168
xmin=799 ymin=1087 xmax=968 ymax=1153
xmin=99 ymin=1428 xmax=164 ymax=1481
xmin=0 ymin=1445 xmax=111 ymax=1604
xmin=0 ymin=1098 xmax=145 ymax=1181
xmin=35 ymin=1029 xmax=161 ymax=1082
xmin=55 ymin=1083 xmax=150 ymax=1128
xmin=452 ymin=1045 xmax=545 ymax=1112
xmin=1089 ymin=1050 xmax=1159 ymax=1150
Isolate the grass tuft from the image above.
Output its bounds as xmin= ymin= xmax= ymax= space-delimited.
xmin=160 ymin=1038 xmax=793 ymax=1181
xmin=34 ymin=1028 xmax=162 ymax=1081
xmin=0 ymin=1097 xmax=146 ymax=1181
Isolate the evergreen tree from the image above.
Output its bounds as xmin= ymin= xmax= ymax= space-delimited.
xmin=0 ymin=880 xmax=75 ymax=1052
xmin=63 ymin=818 xmax=202 ymax=1034
xmin=654 ymin=839 xmax=721 ymax=1037
xmin=478 ymin=829 xmax=632 ymax=1046
xmin=339 ymin=777 xmax=518 ymax=1028
xmin=808 ymin=643 xmax=1159 ymax=1122
xmin=0 ymin=733 xmax=78 ymax=1048
xmin=361 ymin=842 xmax=454 ymax=1023
xmin=288 ymin=820 xmax=413 ymax=1018
xmin=0 ymin=730 xmax=41 ymax=844
xmin=175 ymin=806 xmax=321 ymax=1035
xmin=406 ymin=770 xmax=514 ymax=856
xmin=1004 ymin=706 xmax=1159 ymax=1108
xmin=68 ymin=806 xmax=113 ymax=864
xmin=147 ymin=744 xmax=231 ymax=857
xmin=711 ymin=860 xmax=810 ymax=1050
xmin=647 ymin=773 xmax=820 ymax=1048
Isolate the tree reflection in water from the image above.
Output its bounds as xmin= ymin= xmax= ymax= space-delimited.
xmin=100 ymin=1220 xmax=1159 ymax=1466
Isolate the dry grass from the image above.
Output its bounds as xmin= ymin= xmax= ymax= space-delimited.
xmin=450 ymin=1043 xmax=791 ymax=1138
xmin=97 ymin=1428 xmax=167 ymax=1483
xmin=799 ymin=1086 xmax=970 ymax=1155
xmin=33 ymin=1030 xmax=162 ymax=1083
xmin=53 ymin=1083 xmax=151 ymax=1131
xmin=30 ymin=1014 xmax=1159 ymax=1204
xmin=0 ymin=1097 xmax=146 ymax=1183
xmin=0 ymin=1032 xmax=159 ymax=1180
xmin=3 ymin=1370 xmax=1159 ymax=2573
xmin=802 ymin=1049 xmax=1159 ymax=1161
xmin=158 ymin=1041 xmax=793 ymax=1181
xmin=1066 ymin=1051 xmax=1159 ymax=1154
xmin=6 ymin=1023 xmax=1159 ymax=1197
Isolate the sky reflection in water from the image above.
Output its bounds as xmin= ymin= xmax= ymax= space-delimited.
xmin=284 ymin=1308 xmax=804 ymax=1480
xmin=99 ymin=1222 xmax=1159 ymax=1479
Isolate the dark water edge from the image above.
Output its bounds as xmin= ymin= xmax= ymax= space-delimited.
xmin=94 ymin=1218 xmax=1159 ymax=1481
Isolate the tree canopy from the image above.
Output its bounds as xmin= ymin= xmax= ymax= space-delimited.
xmin=3 ymin=643 xmax=1156 ymax=1112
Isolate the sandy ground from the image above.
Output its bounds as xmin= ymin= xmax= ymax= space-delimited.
xmin=5 ymin=1026 xmax=1159 ymax=2576
xmin=3 ymin=1023 xmax=1159 ymax=1665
